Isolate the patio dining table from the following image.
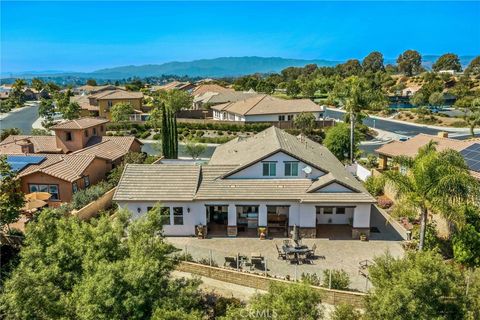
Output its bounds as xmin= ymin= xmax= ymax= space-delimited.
xmin=282 ymin=245 xmax=310 ymax=264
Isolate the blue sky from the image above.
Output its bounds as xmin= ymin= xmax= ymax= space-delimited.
xmin=1 ymin=1 xmax=479 ymax=72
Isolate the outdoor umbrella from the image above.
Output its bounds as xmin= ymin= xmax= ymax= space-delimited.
xmin=25 ymin=192 xmax=51 ymax=201
xmin=22 ymin=199 xmax=47 ymax=212
xmin=291 ymin=224 xmax=301 ymax=246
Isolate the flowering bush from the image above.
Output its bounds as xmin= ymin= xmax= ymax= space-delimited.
xmin=377 ymin=196 xmax=393 ymax=209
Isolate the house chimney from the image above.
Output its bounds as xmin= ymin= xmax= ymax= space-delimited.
xmin=438 ymin=131 xmax=448 ymax=138
xmin=18 ymin=139 xmax=34 ymax=153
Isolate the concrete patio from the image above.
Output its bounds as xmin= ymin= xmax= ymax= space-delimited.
xmin=167 ymin=206 xmax=405 ymax=292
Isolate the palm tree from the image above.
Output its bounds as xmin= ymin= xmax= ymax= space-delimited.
xmin=329 ymin=76 xmax=387 ymax=162
xmin=384 ymin=142 xmax=479 ymax=250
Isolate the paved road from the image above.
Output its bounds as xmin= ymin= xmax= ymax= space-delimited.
xmin=0 ymin=105 xmax=39 ymax=134
xmin=325 ymin=108 xmax=443 ymax=137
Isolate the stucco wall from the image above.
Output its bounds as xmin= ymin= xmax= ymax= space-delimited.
xmin=228 ymin=152 xmax=325 ymax=179
xmin=352 ymin=204 xmax=371 ymax=228
xmin=244 ymin=112 xmax=322 ymax=122
xmin=117 ymin=200 xmax=371 ymax=236
xmin=98 ymin=98 xmax=143 ymax=119
xmin=315 ymin=182 xmax=354 ymax=193
xmin=54 ymin=123 xmax=106 ymax=152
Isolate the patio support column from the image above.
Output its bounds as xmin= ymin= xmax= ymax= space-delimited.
xmin=258 ymin=204 xmax=268 ymax=227
xmin=352 ymin=204 xmax=371 ymax=239
xmin=227 ymin=204 xmax=237 ymax=237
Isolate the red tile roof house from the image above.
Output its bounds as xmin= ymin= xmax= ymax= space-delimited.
xmin=375 ymin=133 xmax=480 ymax=180
xmin=1 ymin=117 xmax=143 ymax=205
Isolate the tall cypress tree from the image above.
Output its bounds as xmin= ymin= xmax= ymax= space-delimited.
xmin=173 ymin=112 xmax=178 ymax=158
xmin=161 ymin=105 xmax=170 ymax=158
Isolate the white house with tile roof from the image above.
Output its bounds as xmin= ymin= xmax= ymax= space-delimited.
xmin=210 ymin=94 xmax=324 ymax=122
xmin=114 ymin=127 xmax=375 ymax=238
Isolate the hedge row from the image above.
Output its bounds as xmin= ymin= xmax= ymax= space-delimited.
xmin=176 ymin=121 xmax=271 ymax=132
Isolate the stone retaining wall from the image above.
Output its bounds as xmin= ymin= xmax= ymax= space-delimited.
xmin=177 ymin=261 xmax=366 ymax=308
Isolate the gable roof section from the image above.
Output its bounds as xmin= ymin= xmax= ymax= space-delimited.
xmin=306 ymin=173 xmax=360 ymax=193
xmin=5 ymin=153 xmax=96 ymax=182
xmin=209 ymin=127 xmax=366 ymax=193
xmin=113 ymin=164 xmax=201 ymax=201
xmin=211 ymin=95 xmax=323 ymax=116
xmin=113 ymin=163 xmax=375 ymax=203
xmin=375 ymin=133 xmax=477 ymax=158
xmin=0 ymin=135 xmax=61 ymax=153
xmin=50 ymin=118 xmax=109 ymax=130
xmin=72 ymin=136 xmax=141 ymax=161
xmin=192 ymin=84 xmax=233 ymax=96
xmin=89 ymin=90 xmax=143 ymax=100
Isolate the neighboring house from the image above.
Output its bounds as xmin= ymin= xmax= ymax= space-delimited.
xmin=193 ymin=90 xmax=259 ymax=109
xmin=71 ymin=95 xmax=100 ymax=117
xmin=114 ymin=127 xmax=375 ymax=238
xmin=73 ymin=85 xmax=122 ymax=95
xmin=86 ymin=90 xmax=144 ymax=119
xmin=1 ymin=118 xmax=143 ymax=205
xmin=400 ymin=86 xmax=421 ymax=97
xmin=6 ymin=154 xmax=108 ymax=205
xmin=0 ymin=91 xmax=9 ymax=101
xmin=192 ymin=84 xmax=233 ymax=97
xmin=211 ymin=94 xmax=324 ymax=122
xmin=375 ymin=133 xmax=480 ymax=180
xmin=151 ymin=81 xmax=195 ymax=92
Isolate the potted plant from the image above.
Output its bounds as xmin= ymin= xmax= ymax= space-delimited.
xmin=258 ymin=227 xmax=267 ymax=240
xmin=360 ymin=233 xmax=367 ymax=241
xmin=196 ymin=224 xmax=205 ymax=239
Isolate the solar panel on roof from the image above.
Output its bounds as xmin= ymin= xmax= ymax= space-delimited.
xmin=6 ymin=155 xmax=46 ymax=172
xmin=460 ymin=144 xmax=480 ymax=173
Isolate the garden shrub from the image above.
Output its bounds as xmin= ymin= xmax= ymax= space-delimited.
xmin=71 ymin=181 xmax=113 ymax=210
xmin=331 ymin=303 xmax=362 ymax=320
xmin=364 ymin=175 xmax=385 ymax=196
xmin=322 ymin=269 xmax=350 ymax=290
xmin=300 ymin=273 xmax=321 ymax=286
xmin=377 ymin=195 xmax=393 ymax=209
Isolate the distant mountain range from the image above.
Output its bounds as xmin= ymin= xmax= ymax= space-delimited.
xmin=1 ymin=55 xmax=477 ymax=80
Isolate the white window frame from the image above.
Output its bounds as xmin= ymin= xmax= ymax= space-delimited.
xmin=173 ymin=207 xmax=184 ymax=225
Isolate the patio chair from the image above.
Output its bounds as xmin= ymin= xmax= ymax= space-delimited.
xmin=251 ymin=256 xmax=265 ymax=270
xmin=283 ymin=239 xmax=291 ymax=247
xmin=298 ymin=252 xmax=309 ymax=265
xmin=275 ymin=244 xmax=286 ymax=260
xmin=306 ymin=243 xmax=317 ymax=259
xmin=224 ymin=256 xmax=237 ymax=268
xmin=286 ymin=252 xmax=297 ymax=264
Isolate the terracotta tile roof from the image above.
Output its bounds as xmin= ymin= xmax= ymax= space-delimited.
xmin=50 ymin=118 xmax=109 ymax=130
xmin=89 ymin=89 xmax=143 ymax=100
xmin=72 ymin=136 xmax=141 ymax=161
xmin=152 ymin=81 xmax=193 ymax=91
xmin=0 ymin=135 xmax=61 ymax=153
xmin=5 ymin=153 xmax=96 ymax=182
xmin=70 ymin=95 xmax=99 ymax=111
xmin=194 ymin=91 xmax=260 ymax=105
xmin=375 ymin=134 xmax=477 ymax=158
xmin=211 ymin=94 xmax=323 ymax=116
xmin=192 ymin=84 xmax=233 ymax=96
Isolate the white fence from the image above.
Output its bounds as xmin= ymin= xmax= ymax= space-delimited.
xmin=346 ymin=163 xmax=371 ymax=182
